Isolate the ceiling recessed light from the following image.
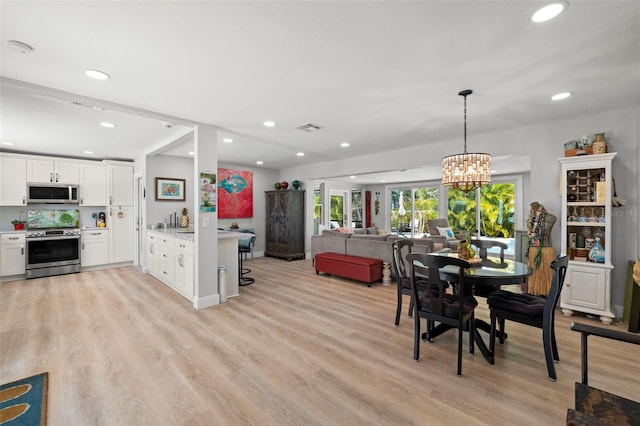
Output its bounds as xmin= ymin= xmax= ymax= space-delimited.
xmin=2 ymin=142 xmax=15 ymax=146
xmin=350 ymin=176 xmax=356 ymax=179
xmin=100 ymin=122 xmax=116 ymax=128
xmin=381 ymin=179 xmax=386 ymax=183
xmin=223 ymin=138 xmax=233 ymax=143
xmin=340 ymin=142 xmax=350 ymax=148
xmin=531 ymin=2 xmax=568 ymax=23
xmin=296 ymin=152 xmax=304 ymax=157
xmin=85 ymin=69 xmax=111 ymax=80
xmin=188 ymin=152 xmax=195 ymax=156
xmin=551 ymin=92 xmax=572 ymax=101
xmin=256 ymin=160 xmax=264 ymax=165
xmin=83 ymin=150 xmax=94 ymax=155
xmin=264 ymin=121 xmax=276 ymax=127
xmin=8 ymin=40 xmax=34 ymax=54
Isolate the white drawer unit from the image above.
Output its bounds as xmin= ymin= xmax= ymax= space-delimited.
xmin=1 ymin=233 xmax=26 ymax=277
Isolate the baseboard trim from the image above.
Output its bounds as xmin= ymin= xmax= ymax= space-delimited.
xmin=193 ymin=294 xmax=219 ymax=310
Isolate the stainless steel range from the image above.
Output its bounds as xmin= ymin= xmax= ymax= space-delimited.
xmin=26 ymin=228 xmax=81 ymax=279
xmin=25 ymin=209 xmax=81 ymax=279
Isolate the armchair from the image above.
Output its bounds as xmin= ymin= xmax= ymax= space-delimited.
xmin=427 ymin=218 xmax=465 ymax=250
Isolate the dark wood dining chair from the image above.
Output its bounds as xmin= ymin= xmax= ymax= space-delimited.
xmin=406 ymin=253 xmax=477 ymax=376
xmin=392 ymin=240 xmax=428 ymax=326
xmin=471 ymin=238 xmax=508 ymax=263
xmin=470 ymin=238 xmax=509 ymax=296
xmin=488 ymin=254 xmax=569 ymax=380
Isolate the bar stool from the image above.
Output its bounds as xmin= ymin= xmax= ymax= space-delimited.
xmin=238 ymin=231 xmax=256 ymax=286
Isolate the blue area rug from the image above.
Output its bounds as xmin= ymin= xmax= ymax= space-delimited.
xmin=0 ymin=373 xmax=48 ymax=425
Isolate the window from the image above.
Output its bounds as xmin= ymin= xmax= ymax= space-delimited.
xmin=446 ymin=179 xmax=519 ymax=257
xmin=447 ymin=182 xmax=515 ymax=238
xmin=351 ymin=190 xmax=363 ymax=228
xmin=390 ymin=185 xmax=439 ymax=237
xmin=314 ymin=190 xmax=323 ymax=234
xmin=330 ymin=192 xmax=346 ymax=228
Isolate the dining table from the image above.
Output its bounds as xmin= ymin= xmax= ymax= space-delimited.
xmin=413 ymin=252 xmax=533 ymax=364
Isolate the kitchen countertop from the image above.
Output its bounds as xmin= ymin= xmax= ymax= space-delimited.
xmin=147 ymin=227 xmax=195 ymax=241
xmin=147 ymin=227 xmax=250 ymax=241
xmin=218 ymin=230 xmax=251 ymax=240
xmin=0 ymin=230 xmax=26 ymax=235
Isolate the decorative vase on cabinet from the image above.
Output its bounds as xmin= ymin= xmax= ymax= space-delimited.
xmin=264 ymin=190 xmax=305 ymax=260
xmin=558 ymin=152 xmax=617 ymax=324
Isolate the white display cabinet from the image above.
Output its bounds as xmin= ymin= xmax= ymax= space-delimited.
xmin=558 ymin=153 xmax=616 ymax=324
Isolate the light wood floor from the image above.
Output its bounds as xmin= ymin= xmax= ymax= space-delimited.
xmin=1 ymin=258 xmax=638 ymax=425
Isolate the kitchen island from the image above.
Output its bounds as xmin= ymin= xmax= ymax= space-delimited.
xmin=146 ymin=228 xmax=246 ymax=304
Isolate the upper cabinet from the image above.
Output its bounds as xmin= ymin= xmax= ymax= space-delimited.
xmin=107 ymin=163 xmax=133 ymax=206
xmin=79 ymin=163 xmax=107 ymax=206
xmin=26 ymin=158 xmax=79 ymax=184
xmin=0 ymin=155 xmax=27 ymax=206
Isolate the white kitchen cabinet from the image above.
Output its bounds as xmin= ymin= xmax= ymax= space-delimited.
xmin=109 ymin=206 xmax=134 ymax=263
xmin=81 ymin=229 xmax=109 ymax=267
xmin=0 ymin=233 xmax=26 ymax=277
xmin=146 ymin=233 xmax=158 ymax=274
xmin=558 ymin=152 xmax=616 ymax=323
xmin=79 ymin=163 xmax=107 ymax=206
xmin=174 ymin=239 xmax=194 ymax=298
xmin=0 ymin=155 xmax=27 ymax=206
xmin=146 ymin=230 xmax=194 ymax=300
xmin=107 ymin=163 xmax=133 ymax=206
xmin=27 ymin=158 xmax=79 ymax=184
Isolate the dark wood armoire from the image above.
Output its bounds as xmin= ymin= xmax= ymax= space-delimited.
xmin=264 ymin=190 xmax=305 ymax=260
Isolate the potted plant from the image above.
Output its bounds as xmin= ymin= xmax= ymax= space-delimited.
xmin=12 ymin=210 xmax=25 ymax=230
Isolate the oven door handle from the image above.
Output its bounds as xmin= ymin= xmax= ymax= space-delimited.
xmin=27 ymin=235 xmax=80 ymax=242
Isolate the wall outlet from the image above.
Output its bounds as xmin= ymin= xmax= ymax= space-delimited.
xmin=203 ymin=217 xmax=210 ymax=228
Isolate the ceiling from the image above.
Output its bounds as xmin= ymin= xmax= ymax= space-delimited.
xmin=1 ymin=1 xmax=639 ymax=183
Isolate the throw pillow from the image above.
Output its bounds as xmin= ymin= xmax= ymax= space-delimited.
xmin=336 ymin=227 xmax=354 ymax=234
xmin=436 ymin=226 xmax=457 ymax=240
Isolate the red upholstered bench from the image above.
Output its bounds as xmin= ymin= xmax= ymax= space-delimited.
xmin=314 ymin=252 xmax=383 ymax=286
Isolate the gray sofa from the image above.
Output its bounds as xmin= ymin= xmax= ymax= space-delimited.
xmin=311 ymin=229 xmax=446 ymax=268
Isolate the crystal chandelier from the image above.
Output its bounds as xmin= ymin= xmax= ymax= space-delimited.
xmin=441 ymin=89 xmax=491 ymax=193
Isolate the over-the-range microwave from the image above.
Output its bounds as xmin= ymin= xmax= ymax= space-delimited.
xmin=27 ymin=183 xmax=79 ymax=204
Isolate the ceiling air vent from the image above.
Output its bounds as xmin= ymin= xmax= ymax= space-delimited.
xmin=70 ymin=101 xmax=105 ymax=111
xmin=296 ymin=123 xmax=322 ymax=132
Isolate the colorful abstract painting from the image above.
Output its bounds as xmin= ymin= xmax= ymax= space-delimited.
xmin=218 ymin=168 xmax=253 ymax=218
xmin=200 ymin=172 xmax=216 ymax=212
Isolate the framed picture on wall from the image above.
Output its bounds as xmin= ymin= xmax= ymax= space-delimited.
xmin=218 ymin=168 xmax=253 ymax=218
xmin=155 ymin=177 xmax=186 ymax=201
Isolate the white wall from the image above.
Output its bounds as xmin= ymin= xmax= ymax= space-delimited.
xmin=145 ymin=155 xmax=195 ymax=227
